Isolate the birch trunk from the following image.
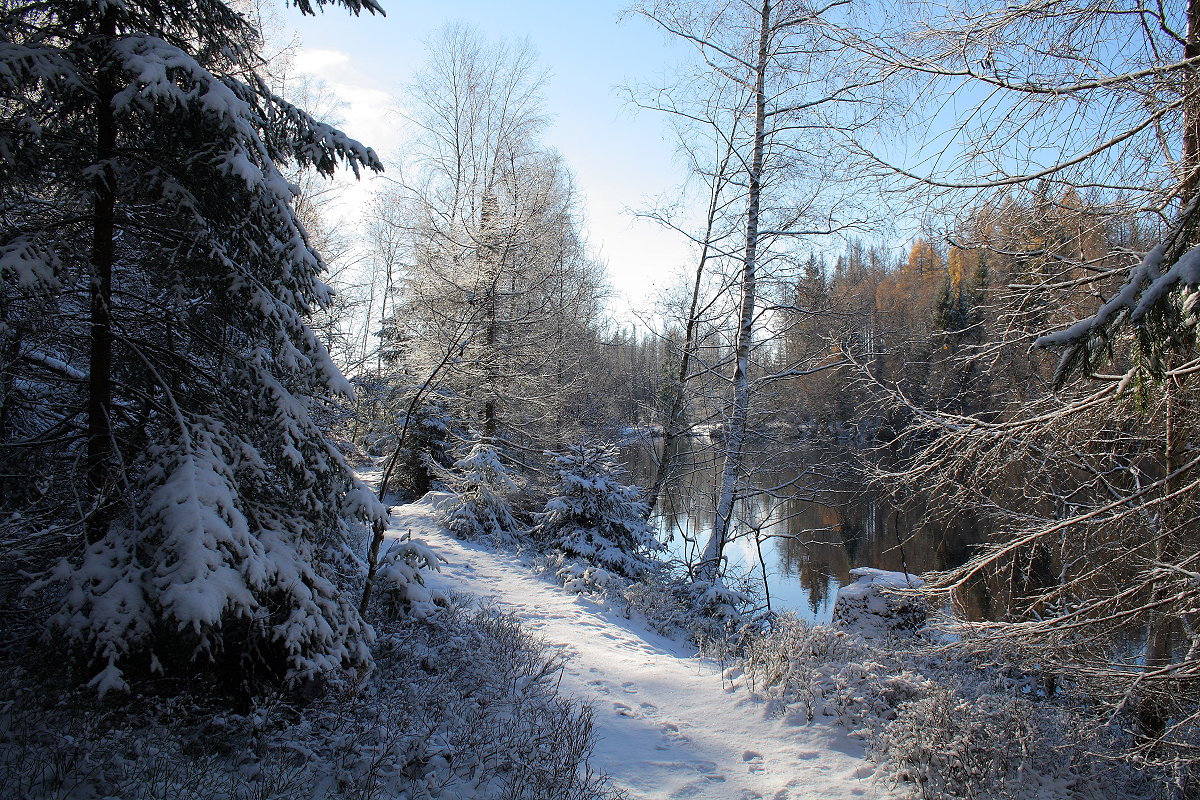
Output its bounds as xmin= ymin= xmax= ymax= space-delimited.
xmin=698 ymin=0 xmax=771 ymax=581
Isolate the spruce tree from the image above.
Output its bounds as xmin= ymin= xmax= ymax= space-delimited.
xmin=1 ymin=0 xmax=386 ymax=694
xmin=535 ymin=443 xmax=662 ymax=579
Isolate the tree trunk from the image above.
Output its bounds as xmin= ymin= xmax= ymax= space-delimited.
xmin=1138 ymin=375 xmax=1182 ymax=737
xmin=483 ymin=294 xmax=498 ymax=438
xmin=0 ymin=312 xmax=15 ymax=504
xmin=360 ymin=314 xmax=477 ymax=614
xmin=643 ymin=146 xmax=731 ymax=520
xmin=86 ymin=9 xmax=118 ymax=544
xmin=1182 ymin=0 xmax=1200 ymax=205
xmin=479 ymin=189 xmax=501 ymax=440
xmin=643 ymin=267 xmax=703 ymax=521
xmin=699 ymin=0 xmax=771 ymax=581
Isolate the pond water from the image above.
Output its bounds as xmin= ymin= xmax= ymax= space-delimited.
xmin=625 ymin=435 xmax=984 ymax=624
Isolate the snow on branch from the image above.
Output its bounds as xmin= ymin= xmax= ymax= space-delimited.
xmin=1035 ymin=195 xmax=1200 ymax=380
xmin=290 ymin=0 xmax=386 ymax=18
xmin=0 ymin=237 xmax=61 ymax=289
xmin=113 ymin=36 xmax=253 ymax=120
xmin=113 ymin=35 xmax=381 ymax=183
xmin=1034 ymin=240 xmax=1168 ymax=349
xmin=45 ymin=419 xmax=374 ymax=694
xmin=0 ymin=41 xmax=80 ymax=94
xmin=19 ymin=349 xmax=87 ymax=381
xmin=260 ymin=79 xmax=384 ymax=178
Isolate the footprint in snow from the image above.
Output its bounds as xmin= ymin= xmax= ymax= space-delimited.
xmin=613 ymin=702 xmax=637 ymax=718
xmin=743 ymin=750 xmax=765 ymax=773
xmin=639 ymin=702 xmax=658 ymax=714
xmin=621 ymin=681 xmax=638 ymax=693
xmin=670 ymin=771 xmax=725 ymax=798
xmin=659 ymin=721 xmax=690 ymax=745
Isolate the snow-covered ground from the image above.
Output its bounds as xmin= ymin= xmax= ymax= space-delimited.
xmin=388 ymin=495 xmax=898 ymax=800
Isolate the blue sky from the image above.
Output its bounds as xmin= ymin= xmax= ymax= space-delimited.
xmin=281 ymin=0 xmax=701 ymax=324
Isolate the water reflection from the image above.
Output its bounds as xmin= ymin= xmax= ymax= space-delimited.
xmin=624 ymin=435 xmax=982 ymax=624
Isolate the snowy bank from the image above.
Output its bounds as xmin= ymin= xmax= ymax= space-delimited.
xmin=831 ymin=567 xmax=926 ymax=639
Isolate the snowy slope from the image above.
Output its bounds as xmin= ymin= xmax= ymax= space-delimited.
xmin=387 ymin=495 xmax=898 ymax=800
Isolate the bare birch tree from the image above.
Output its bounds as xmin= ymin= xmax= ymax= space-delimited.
xmin=632 ymin=0 xmax=869 ymax=583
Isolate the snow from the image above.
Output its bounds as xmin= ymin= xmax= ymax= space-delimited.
xmin=835 ymin=568 xmax=924 ymax=603
xmin=45 ymin=420 xmax=377 ymax=691
xmin=0 ymin=236 xmax=61 ymax=289
xmin=387 ymin=494 xmax=898 ymax=800
xmin=113 ymin=36 xmax=253 ymax=121
xmin=18 ymin=348 xmax=86 ymax=380
xmin=832 ymin=568 xmax=926 ymax=640
xmin=534 ymin=442 xmax=662 ymax=578
xmin=435 ymin=440 xmax=520 ymax=542
xmin=1034 ymin=233 xmax=1200 ymax=355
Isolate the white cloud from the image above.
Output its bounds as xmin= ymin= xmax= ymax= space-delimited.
xmin=293 ymin=48 xmax=351 ymax=75
xmin=294 ymin=47 xmax=401 ymax=157
xmin=290 ymin=47 xmax=409 ymax=229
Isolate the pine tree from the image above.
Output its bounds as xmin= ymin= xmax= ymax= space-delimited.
xmin=1 ymin=0 xmax=386 ymax=694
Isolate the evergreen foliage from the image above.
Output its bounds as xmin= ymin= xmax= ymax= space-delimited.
xmin=535 ymin=442 xmax=662 ymax=578
xmin=1 ymin=0 xmax=386 ymax=693
xmin=373 ymin=536 xmax=444 ymax=620
xmin=388 ymin=390 xmax=459 ymax=496
xmin=436 ymin=438 xmax=521 ymax=543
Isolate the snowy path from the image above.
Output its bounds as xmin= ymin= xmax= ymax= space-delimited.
xmin=389 ymin=495 xmax=896 ymax=800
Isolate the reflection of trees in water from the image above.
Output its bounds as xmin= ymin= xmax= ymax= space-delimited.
xmin=624 ymin=437 xmax=1001 ymax=616
xmin=778 ymin=499 xmax=846 ymax=614
xmin=625 ymin=435 xmax=724 ymax=568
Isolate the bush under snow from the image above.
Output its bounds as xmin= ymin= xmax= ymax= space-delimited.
xmin=374 ymin=535 xmax=445 ymax=620
xmin=34 ymin=421 xmax=380 ymax=696
xmin=0 ymin=598 xmax=620 ymax=800
xmin=435 ymin=439 xmax=522 ymax=545
xmin=741 ymin=613 xmax=1166 ymax=800
xmin=830 ymin=567 xmax=926 ymax=640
